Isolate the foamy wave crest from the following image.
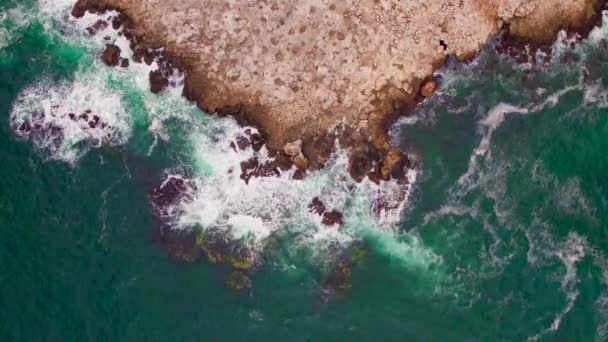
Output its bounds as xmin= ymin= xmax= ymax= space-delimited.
xmin=9 ymin=77 xmax=131 ymax=162
xmin=154 ymin=116 xmax=425 ymax=265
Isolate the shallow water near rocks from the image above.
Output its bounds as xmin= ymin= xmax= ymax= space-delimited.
xmin=2 ymin=1 xmax=608 ymax=340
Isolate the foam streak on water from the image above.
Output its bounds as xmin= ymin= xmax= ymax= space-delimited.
xmin=457 ymin=86 xmax=578 ymax=192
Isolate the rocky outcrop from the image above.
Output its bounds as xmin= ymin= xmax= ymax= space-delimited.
xmin=72 ymin=0 xmax=603 ymax=183
xmin=100 ymin=43 xmax=120 ymax=67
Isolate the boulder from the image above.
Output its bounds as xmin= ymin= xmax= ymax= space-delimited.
xmin=226 ymin=271 xmax=251 ymax=291
xmin=308 ymin=197 xmax=326 ymax=215
xmin=101 ymin=44 xmax=121 ymax=67
xmin=149 ymin=69 xmax=169 ymax=94
xmin=293 ymin=153 xmax=309 ymax=171
xmin=322 ymin=210 xmax=343 ymax=226
xmin=420 ymin=77 xmax=438 ymax=97
xmin=283 ymin=139 xmax=302 ymax=157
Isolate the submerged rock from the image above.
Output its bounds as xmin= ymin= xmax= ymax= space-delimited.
xmin=195 ymin=231 xmax=256 ymax=271
xmin=155 ymin=227 xmax=201 ymax=262
xmin=322 ymin=243 xmax=368 ymax=294
xmin=239 ymin=157 xmax=281 ymax=184
xmin=226 ymin=271 xmax=251 ymax=291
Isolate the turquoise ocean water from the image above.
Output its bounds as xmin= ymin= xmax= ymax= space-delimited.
xmin=2 ymin=1 xmax=608 ymax=340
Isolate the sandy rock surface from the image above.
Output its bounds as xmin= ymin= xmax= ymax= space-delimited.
xmin=74 ymin=0 xmax=600 ymax=156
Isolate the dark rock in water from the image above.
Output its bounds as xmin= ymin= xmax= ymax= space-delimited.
xmin=302 ymin=132 xmax=335 ymax=170
xmin=240 ymin=157 xmax=280 ymax=183
xmin=70 ymin=3 xmax=87 ymax=17
xmin=389 ymin=153 xmax=408 ymax=180
xmin=249 ymin=133 xmax=265 ymax=152
xmin=273 ymin=152 xmax=293 ymax=171
xmin=308 ymin=197 xmax=326 ymax=215
xmin=157 ymin=58 xmax=175 ymax=78
xmin=195 ymin=231 xmax=255 ymax=270
xmin=240 ymin=157 xmax=260 ymax=183
xmin=150 ymin=176 xmax=190 ymax=215
xmin=18 ymin=121 xmax=31 ymax=134
xmin=133 ymin=47 xmax=158 ymax=65
xmin=348 ymin=152 xmax=371 ymax=182
xmin=111 ymin=13 xmax=128 ymax=30
xmin=68 ymin=113 xmax=76 ymax=120
xmin=149 ymin=70 xmax=169 ymax=94
xmin=120 ymin=58 xmax=130 ymax=68
xmin=226 ymin=271 xmax=251 ymax=291
xmin=86 ymin=19 xmax=108 ymax=35
xmin=236 ymin=137 xmax=249 ymax=150
xmin=155 ymin=226 xmax=201 ymax=262
xmin=236 ymin=135 xmax=251 ymax=150
xmin=346 ymin=140 xmax=386 ymax=183
xmin=101 ymin=44 xmax=121 ymax=67
xmin=292 ymin=169 xmax=306 ymax=180
xmin=322 ymin=210 xmax=343 ymax=226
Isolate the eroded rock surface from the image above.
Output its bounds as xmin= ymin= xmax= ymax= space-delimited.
xmin=74 ymin=0 xmax=601 ymax=157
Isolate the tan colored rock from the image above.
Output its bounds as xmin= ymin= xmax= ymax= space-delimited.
xmin=421 ymin=78 xmax=438 ymax=97
xmin=284 ymin=140 xmax=303 ymax=158
xmin=73 ymin=0 xmax=602 ymax=179
xmin=381 ymin=148 xmax=403 ymax=179
xmin=293 ymin=153 xmax=309 ymax=171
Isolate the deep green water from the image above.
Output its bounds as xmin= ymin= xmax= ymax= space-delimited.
xmin=2 ymin=1 xmax=608 ymax=340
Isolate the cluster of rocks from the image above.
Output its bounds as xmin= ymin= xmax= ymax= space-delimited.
xmin=150 ymin=175 xmax=258 ymax=290
xmin=229 ymin=129 xmax=311 ymax=182
xmin=100 ymin=43 xmax=129 ymax=68
xmin=322 ymin=242 xmax=368 ymax=295
xmin=84 ymin=12 xmax=179 ymax=96
xmin=308 ymin=197 xmax=344 ymax=227
xmin=11 ymin=107 xmax=113 ymax=152
xmin=12 ymin=111 xmax=63 ymax=150
xmin=495 ymin=1 xmax=608 ymax=65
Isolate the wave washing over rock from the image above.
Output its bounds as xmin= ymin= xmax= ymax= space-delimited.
xmin=6 ymin=0 xmax=607 ymax=293
xmin=7 ymin=0 xmax=606 ymax=293
xmin=5 ymin=1 xmax=443 ymax=292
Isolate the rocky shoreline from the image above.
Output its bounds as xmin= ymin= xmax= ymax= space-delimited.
xmin=71 ymin=0 xmax=604 ymax=187
xmin=69 ymin=0 xmax=605 ymax=292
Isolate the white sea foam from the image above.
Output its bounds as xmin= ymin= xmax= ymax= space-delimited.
xmin=528 ymin=233 xmax=587 ymax=341
xmin=584 ymin=82 xmax=608 ymax=108
xmin=168 ymin=119 xmax=426 ymax=264
xmin=9 ymin=76 xmax=131 ymax=162
xmin=8 ymin=5 xmax=189 ymax=163
xmin=5 ymin=0 xmax=439 ymax=272
xmin=457 ymin=86 xmax=579 ymax=191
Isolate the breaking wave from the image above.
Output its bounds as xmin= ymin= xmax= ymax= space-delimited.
xmin=5 ymin=0 xmax=441 ymax=275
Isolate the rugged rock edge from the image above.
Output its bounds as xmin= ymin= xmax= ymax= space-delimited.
xmin=71 ymin=0 xmax=605 ymax=185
